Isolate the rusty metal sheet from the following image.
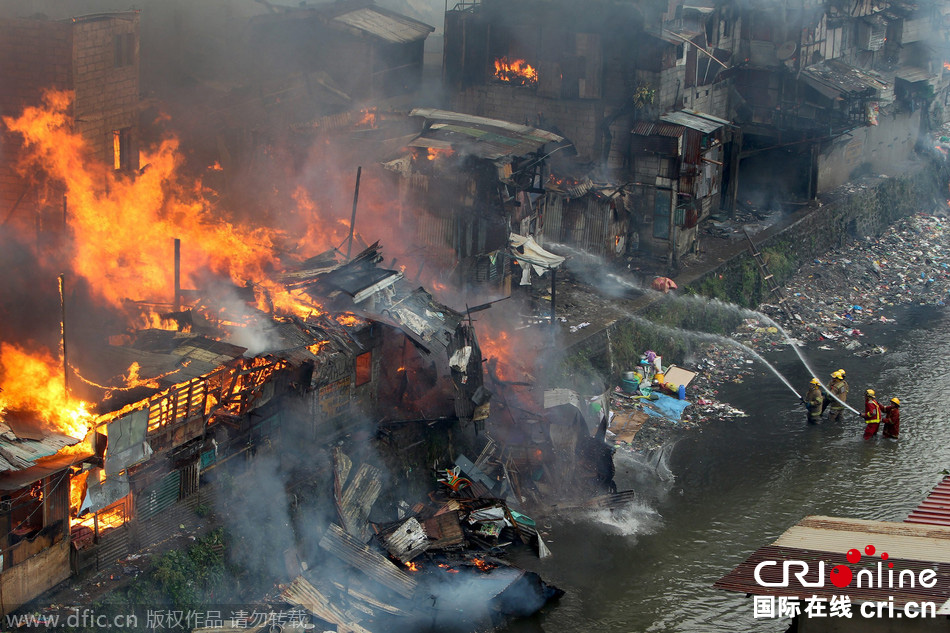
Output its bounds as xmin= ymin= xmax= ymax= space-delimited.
xmin=714 ymin=544 xmax=950 ymax=609
xmin=281 ymin=576 xmax=373 ymax=633
xmin=340 ymin=463 xmax=382 ymax=542
xmin=332 ymin=6 xmax=434 ymax=44
xmin=906 ymin=476 xmax=950 ymax=527
xmin=381 ymin=517 xmax=429 ymax=563
xmin=319 ymin=523 xmax=417 ymax=598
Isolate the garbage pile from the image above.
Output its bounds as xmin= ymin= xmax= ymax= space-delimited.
xmin=607 ymin=350 xmax=746 ymax=451
xmin=770 ymin=212 xmax=950 ymax=352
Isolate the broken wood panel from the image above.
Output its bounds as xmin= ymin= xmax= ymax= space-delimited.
xmin=281 ymin=576 xmax=373 ymax=633
xmin=423 ymin=511 xmax=464 ymax=550
xmin=340 ymin=463 xmax=382 ymax=542
xmin=318 ymin=524 xmax=417 ymax=598
xmin=610 ymin=411 xmax=649 ymax=444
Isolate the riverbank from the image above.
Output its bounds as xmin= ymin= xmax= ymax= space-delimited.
xmin=540 ymin=153 xmax=950 ymax=454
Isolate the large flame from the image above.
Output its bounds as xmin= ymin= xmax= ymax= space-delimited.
xmin=494 ymin=57 xmax=538 ymax=86
xmin=3 ymin=90 xmax=335 ymax=321
xmin=0 ymin=343 xmax=93 ymax=439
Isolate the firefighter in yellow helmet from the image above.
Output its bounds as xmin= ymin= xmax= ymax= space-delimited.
xmin=883 ymin=397 xmax=901 ymax=439
xmin=823 ymin=369 xmax=849 ymax=423
xmin=804 ymin=378 xmax=823 ymax=424
xmin=863 ymin=389 xmax=882 ymax=440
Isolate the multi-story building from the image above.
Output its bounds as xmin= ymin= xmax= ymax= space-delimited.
xmin=0 ymin=12 xmax=140 ymax=236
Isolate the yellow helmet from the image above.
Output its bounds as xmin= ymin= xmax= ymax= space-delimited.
xmin=810 ymin=378 xmax=820 ymax=385
xmin=866 ymin=389 xmax=875 ymax=397
xmin=837 ymin=369 xmax=846 ymax=377
xmin=891 ymin=397 xmax=900 ymax=405
xmin=831 ymin=370 xmax=842 ymax=379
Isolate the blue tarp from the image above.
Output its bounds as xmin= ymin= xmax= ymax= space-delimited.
xmin=640 ymin=392 xmax=691 ymax=422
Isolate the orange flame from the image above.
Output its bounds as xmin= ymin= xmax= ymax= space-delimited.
xmin=3 ymin=90 xmax=337 ymax=324
xmin=494 ymin=57 xmax=538 ymax=86
xmin=335 ymin=313 xmax=363 ymax=327
xmin=405 ymin=561 xmax=420 ymax=572
xmin=471 ymin=557 xmax=496 ymax=571
xmin=426 ymin=148 xmax=455 ymax=161
xmin=0 ymin=343 xmax=93 ymax=439
xmin=944 ymin=61 xmax=950 ymax=71
xmin=208 ymin=161 xmax=223 ymax=171
xmin=358 ymin=108 xmax=378 ymax=128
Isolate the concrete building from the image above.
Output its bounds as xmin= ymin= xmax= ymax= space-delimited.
xmin=0 ymin=12 xmax=140 ymax=235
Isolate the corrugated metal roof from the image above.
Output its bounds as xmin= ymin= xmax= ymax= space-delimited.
xmin=0 ymin=428 xmax=84 ymax=475
xmin=715 ymin=544 xmax=950 ymax=609
xmin=775 ymin=516 xmax=950 ymax=563
xmin=281 ymin=576 xmax=373 ymax=633
xmin=631 ymin=121 xmax=685 ymax=137
xmin=340 ymin=463 xmax=382 ymax=542
xmin=906 ymin=475 xmax=950 ymax=526
xmin=659 ymin=110 xmax=727 ymax=134
xmin=332 ymin=6 xmax=434 ymax=44
xmin=715 ymin=515 xmax=950 ymax=608
xmin=381 ymin=517 xmax=429 ymax=562
xmin=800 ymin=59 xmax=887 ymax=99
xmin=319 ymin=523 xmax=418 ymax=598
xmin=409 ymin=108 xmax=565 ymax=162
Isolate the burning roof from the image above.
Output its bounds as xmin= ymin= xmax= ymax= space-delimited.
xmin=407 ymin=108 xmax=567 ymax=163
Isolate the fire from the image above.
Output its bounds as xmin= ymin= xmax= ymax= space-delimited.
xmin=405 ymin=561 xmax=420 ymax=572
xmin=494 ymin=57 xmax=538 ymax=86
xmin=139 ymin=309 xmax=187 ymax=331
xmin=471 ymin=558 xmax=496 ymax=571
xmin=437 ymin=563 xmax=460 ymax=574
xmin=944 ymin=62 xmax=950 ymax=71
xmin=426 ymin=148 xmax=455 ymax=161
xmin=358 ymin=107 xmax=378 ymax=128
xmin=208 ymin=161 xmax=223 ymax=171
xmin=69 ymin=470 xmax=89 ymax=519
xmin=0 ymin=343 xmax=93 ymax=439
xmin=335 ymin=313 xmax=363 ymax=327
xmin=5 ymin=91 xmax=284 ymax=314
xmin=3 ymin=91 xmax=347 ymax=327
xmin=477 ymin=328 xmax=521 ymax=382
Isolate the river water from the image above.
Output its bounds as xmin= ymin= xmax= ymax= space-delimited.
xmin=506 ymin=302 xmax=950 ymax=633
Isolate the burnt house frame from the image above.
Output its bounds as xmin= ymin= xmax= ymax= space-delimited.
xmin=629 ymin=109 xmax=730 ymax=263
xmin=0 ymin=463 xmax=73 ymax=614
xmin=384 ymin=109 xmax=567 ymax=292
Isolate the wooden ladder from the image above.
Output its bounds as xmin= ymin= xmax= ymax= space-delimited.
xmin=742 ymin=228 xmax=798 ymax=321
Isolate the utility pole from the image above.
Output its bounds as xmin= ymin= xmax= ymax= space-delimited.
xmin=174 ymin=238 xmax=181 ymax=311
xmin=346 ymin=166 xmax=362 ymax=261
xmin=58 ymin=273 xmax=69 ymax=399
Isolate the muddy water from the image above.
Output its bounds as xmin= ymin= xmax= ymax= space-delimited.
xmin=505 ymin=304 xmax=950 ymax=633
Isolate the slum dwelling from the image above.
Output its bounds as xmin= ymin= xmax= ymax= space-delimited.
xmin=0 ymin=84 xmax=499 ymax=615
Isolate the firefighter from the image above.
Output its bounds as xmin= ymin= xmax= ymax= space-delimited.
xmin=882 ymin=397 xmax=901 ymax=439
xmin=823 ymin=369 xmax=849 ymax=423
xmin=804 ymin=378 xmax=824 ymax=424
xmin=863 ymin=389 xmax=883 ymax=440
